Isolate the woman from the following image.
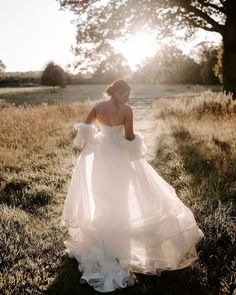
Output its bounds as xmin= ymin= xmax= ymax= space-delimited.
xmin=60 ymin=79 xmax=205 ymax=293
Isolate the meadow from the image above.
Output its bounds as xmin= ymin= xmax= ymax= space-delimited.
xmin=0 ymin=83 xmax=221 ymax=106
xmin=0 ymin=85 xmax=235 ymax=295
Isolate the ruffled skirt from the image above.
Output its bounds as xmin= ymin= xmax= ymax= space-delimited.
xmin=60 ymin=123 xmax=205 ymax=292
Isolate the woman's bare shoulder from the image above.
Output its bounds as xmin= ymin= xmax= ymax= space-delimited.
xmin=94 ymin=100 xmax=132 ymax=113
xmin=93 ymin=100 xmax=108 ymax=108
xmin=123 ymin=103 xmax=133 ymax=113
xmin=92 ymin=100 xmax=106 ymax=111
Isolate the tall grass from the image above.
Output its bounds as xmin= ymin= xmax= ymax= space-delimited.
xmin=154 ymin=90 xmax=236 ymax=119
xmin=0 ymin=91 xmax=235 ymax=294
xmin=152 ymin=91 xmax=236 ymax=295
xmin=0 ymin=101 xmax=89 ymax=294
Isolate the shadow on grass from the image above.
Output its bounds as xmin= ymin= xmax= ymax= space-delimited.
xmin=45 ymin=255 xmax=95 ymax=295
xmin=45 ymin=254 xmax=208 ymax=295
xmin=1 ymin=178 xmax=53 ymax=214
xmin=169 ymin=126 xmax=236 ymax=203
xmin=152 ymin=125 xmax=235 ymax=294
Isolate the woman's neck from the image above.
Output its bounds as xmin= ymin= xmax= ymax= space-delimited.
xmin=109 ymin=96 xmax=123 ymax=106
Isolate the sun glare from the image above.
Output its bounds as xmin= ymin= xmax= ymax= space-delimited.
xmin=112 ymin=31 xmax=159 ymax=71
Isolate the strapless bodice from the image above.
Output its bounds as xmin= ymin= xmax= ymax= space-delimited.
xmin=73 ymin=121 xmax=148 ymax=161
xmin=97 ymin=121 xmax=124 ymax=137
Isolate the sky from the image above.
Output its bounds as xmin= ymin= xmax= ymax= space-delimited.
xmin=0 ymin=0 xmax=77 ymax=73
xmin=0 ymin=0 xmax=222 ymax=74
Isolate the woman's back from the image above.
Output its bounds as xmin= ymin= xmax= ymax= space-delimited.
xmin=83 ymin=80 xmax=134 ymax=140
xmin=95 ymin=100 xmax=128 ymax=126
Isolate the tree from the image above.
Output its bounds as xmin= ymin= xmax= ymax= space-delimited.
xmin=57 ymin=0 xmax=236 ymax=98
xmin=41 ymin=61 xmax=67 ymax=89
xmin=0 ymin=60 xmax=6 ymax=78
xmin=91 ymin=46 xmax=132 ymax=82
xmin=133 ymin=45 xmax=201 ymax=84
xmin=213 ymin=44 xmax=223 ymax=84
xmin=198 ymin=44 xmax=221 ymax=84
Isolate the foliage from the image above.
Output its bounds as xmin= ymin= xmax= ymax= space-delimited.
xmin=91 ymin=47 xmax=132 ymax=82
xmin=57 ymin=0 xmax=226 ymax=70
xmin=0 ymin=72 xmax=41 ymax=87
xmin=57 ymin=0 xmax=236 ymax=98
xmin=213 ymin=44 xmax=223 ymax=84
xmin=0 ymin=60 xmax=6 ymax=73
xmin=133 ymin=45 xmax=201 ymax=84
xmin=197 ymin=43 xmax=221 ymax=84
xmin=41 ymin=62 xmax=67 ymax=89
xmin=129 ymin=44 xmax=223 ymax=84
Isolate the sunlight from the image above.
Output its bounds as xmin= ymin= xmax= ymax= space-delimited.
xmin=112 ymin=31 xmax=159 ymax=71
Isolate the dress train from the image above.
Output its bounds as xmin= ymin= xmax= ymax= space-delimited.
xmin=60 ymin=121 xmax=205 ymax=292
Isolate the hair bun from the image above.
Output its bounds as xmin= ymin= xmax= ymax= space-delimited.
xmin=105 ymin=85 xmax=113 ymax=96
xmin=104 ymin=79 xmax=131 ymax=98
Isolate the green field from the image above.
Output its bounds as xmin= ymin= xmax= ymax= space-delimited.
xmin=0 ymin=85 xmax=235 ymax=295
xmin=0 ymin=83 xmax=221 ymax=106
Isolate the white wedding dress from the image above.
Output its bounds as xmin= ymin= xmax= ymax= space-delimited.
xmin=60 ymin=121 xmax=205 ymax=293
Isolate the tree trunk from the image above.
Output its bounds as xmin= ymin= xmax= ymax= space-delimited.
xmin=222 ymin=0 xmax=236 ymax=100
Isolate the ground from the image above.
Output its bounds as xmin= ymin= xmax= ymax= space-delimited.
xmin=0 ymin=85 xmax=235 ymax=295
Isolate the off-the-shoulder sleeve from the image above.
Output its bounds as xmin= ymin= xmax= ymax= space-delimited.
xmin=120 ymin=132 xmax=148 ymax=161
xmin=73 ymin=122 xmax=98 ymax=147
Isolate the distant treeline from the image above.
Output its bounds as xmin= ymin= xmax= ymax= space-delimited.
xmin=0 ymin=45 xmax=221 ymax=87
xmin=0 ymin=74 xmax=41 ymax=87
xmin=131 ymin=45 xmax=221 ymax=85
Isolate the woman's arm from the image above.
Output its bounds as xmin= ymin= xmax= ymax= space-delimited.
xmin=124 ymin=105 xmax=135 ymax=140
xmin=84 ymin=103 xmax=97 ymax=124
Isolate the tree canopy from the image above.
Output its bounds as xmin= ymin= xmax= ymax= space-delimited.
xmin=41 ymin=62 xmax=67 ymax=88
xmin=58 ymin=0 xmax=225 ymax=67
xmin=0 ymin=60 xmax=6 ymax=73
xmin=58 ymin=0 xmax=236 ymax=97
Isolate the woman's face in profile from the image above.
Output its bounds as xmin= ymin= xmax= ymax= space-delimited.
xmin=114 ymin=89 xmax=130 ymax=104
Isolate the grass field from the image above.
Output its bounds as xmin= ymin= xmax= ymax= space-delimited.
xmin=0 ymin=83 xmax=221 ymax=107
xmin=0 ymin=86 xmax=235 ymax=295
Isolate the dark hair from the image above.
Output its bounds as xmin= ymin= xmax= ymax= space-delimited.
xmin=105 ymin=79 xmax=131 ymax=97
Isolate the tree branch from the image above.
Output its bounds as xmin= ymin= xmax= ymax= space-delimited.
xmin=185 ymin=3 xmax=224 ymax=34
xmin=182 ymin=13 xmax=217 ymax=32
xmin=197 ymin=0 xmax=225 ymax=14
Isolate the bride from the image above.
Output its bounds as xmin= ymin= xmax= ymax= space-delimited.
xmin=60 ymin=79 xmax=205 ymax=293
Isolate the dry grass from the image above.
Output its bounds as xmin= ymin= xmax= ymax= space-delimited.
xmin=154 ymin=90 xmax=236 ymax=119
xmin=0 ymin=101 xmax=90 ymax=294
xmin=151 ymin=91 xmax=236 ymax=295
xmin=0 ymin=90 xmax=235 ymax=294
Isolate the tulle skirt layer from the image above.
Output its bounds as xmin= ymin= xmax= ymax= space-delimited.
xmin=60 ymin=131 xmax=204 ymax=292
